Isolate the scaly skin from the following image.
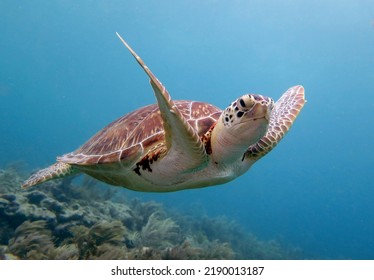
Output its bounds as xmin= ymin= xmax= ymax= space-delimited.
xmin=21 ymin=33 xmax=306 ymax=191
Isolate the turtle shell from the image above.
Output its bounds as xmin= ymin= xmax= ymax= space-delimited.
xmin=58 ymin=100 xmax=221 ymax=165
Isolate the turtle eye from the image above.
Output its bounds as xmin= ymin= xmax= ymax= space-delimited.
xmin=237 ymin=95 xmax=255 ymax=111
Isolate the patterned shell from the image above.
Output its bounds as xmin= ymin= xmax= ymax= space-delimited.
xmin=58 ymin=100 xmax=221 ymax=166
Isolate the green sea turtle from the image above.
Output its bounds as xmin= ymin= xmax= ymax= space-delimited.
xmin=22 ymin=33 xmax=306 ymax=192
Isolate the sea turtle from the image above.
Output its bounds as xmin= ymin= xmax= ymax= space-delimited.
xmin=22 ymin=32 xmax=306 ymax=192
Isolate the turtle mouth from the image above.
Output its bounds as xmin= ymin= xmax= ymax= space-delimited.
xmin=243 ymin=96 xmax=274 ymax=123
xmin=242 ymin=104 xmax=272 ymax=123
xmin=256 ymin=115 xmax=268 ymax=121
xmin=243 ymin=115 xmax=268 ymax=123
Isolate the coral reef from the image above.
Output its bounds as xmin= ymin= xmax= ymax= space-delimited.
xmin=0 ymin=166 xmax=302 ymax=260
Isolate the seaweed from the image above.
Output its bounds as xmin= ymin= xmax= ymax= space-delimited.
xmin=68 ymin=221 xmax=126 ymax=259
xmin=7 ymin=220 xmax=55 ymax=259
xmin=0 ymin=165 xmax=304 ymax=260
xmin=139 ymin=211 xmax=181 ymax=249
xmin=51 ymin=244 xmax=79 ymax=260
xmin=174 ymin=214 xmax=302 ymax=259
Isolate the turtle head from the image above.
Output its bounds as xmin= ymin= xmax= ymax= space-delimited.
xmin=211 ymin=94 xmax=274 ymax=164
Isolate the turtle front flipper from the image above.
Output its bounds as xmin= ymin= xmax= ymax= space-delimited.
xmin=245 ymin=85 xmax=306 ymax=161
xmin=22 ymin=162 xmax=79 ymax=189
xmin=116 ymin=33 xmax=208 ymax=169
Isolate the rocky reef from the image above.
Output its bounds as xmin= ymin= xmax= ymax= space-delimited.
xmin=0 ymin=165 xmax=302 ymax=260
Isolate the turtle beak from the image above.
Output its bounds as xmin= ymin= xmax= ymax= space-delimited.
xmin=245 ymin=102 xmax=272 ymax=122
xmin=265 ymin=100 xmax=274 ymax=121
xmin=265 ymin=107 xmax=271 ymax=121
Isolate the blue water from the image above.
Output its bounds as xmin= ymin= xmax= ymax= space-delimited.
xmin=1 ymin=0 xmax=373 ymax=259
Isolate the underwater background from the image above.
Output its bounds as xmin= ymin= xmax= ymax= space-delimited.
xmin=0 ymin=0 xmax=373 ymax=259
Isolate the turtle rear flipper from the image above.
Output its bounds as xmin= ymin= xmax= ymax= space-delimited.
xmin=22 ymin=162 xmax=79 ymax=189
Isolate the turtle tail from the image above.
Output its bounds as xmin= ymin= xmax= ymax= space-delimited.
xmin=22 ymin=162 xmax=79 ymax=189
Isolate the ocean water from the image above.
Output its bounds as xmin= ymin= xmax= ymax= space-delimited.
xmin=0 ymin=0 xmax=373 ymax=259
